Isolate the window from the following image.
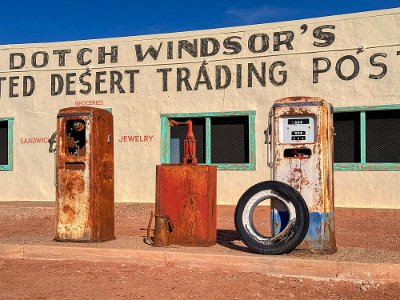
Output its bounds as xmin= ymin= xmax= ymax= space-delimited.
xmin=160 ymin=111 xmax=256 ymax=170
xmin=333 ymin=105 xmax=400 ymax=171
xmin=0 ymin=118 xmax=14 ymax=171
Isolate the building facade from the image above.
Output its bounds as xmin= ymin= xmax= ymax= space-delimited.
xmin=1 ymin=9 xmax=399 ymax=208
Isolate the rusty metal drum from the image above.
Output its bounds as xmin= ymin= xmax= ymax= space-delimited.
xmin=155 ymin=164 xmax=217 ymax=246
xmin=55 ymin=107 xmax=114 ymax=242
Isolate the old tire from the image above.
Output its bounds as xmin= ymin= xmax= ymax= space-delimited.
xmin=234 ymin=181 xmax=309 ymax=255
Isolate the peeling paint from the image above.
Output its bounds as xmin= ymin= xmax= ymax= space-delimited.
xmin=270 ymin=97 xmax=336 ymax=253
xmin=55 ymin=107 xmax=115 ymax=242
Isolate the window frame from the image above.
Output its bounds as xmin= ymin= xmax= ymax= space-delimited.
xmin=160 ymin=111 xmax=256 ymax=170
xmin=0 ymin=117 xmax=14 ymax=171
xmin=333 ymin=104 xmax=400 ymax=171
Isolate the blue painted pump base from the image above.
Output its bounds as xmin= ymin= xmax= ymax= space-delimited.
xmin=273 ymin=211 xmax=337 ymax=253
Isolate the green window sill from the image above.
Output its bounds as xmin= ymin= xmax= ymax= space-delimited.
xmin=334 ymin=163 xmax=400 ymax=171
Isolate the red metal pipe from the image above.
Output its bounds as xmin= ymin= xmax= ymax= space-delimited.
xmin=169 ymin=119 xmax=198 ymax=165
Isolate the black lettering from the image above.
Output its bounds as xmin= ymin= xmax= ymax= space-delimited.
xmin=313 ymin=25 xmax=335 ymax=47
xmin=369 ymin=53 xmax=387 ymax=79
xmin=248 ymin=34 xmax=269 ymax=53
xmin=223 ymin=36 xmax=242 ymax=55
xmin=10 ymin=53 xmax=26 ymax=70
xmin=77 ymin=48 xmax=92 ymax=66
xmin=269 ymin=61 xmax=287 ymax=86
xmin=32 ymin=51 xmax=49 ymax=68
xmin=273 ymin=31 xmax=294 ymax=51
xmin=23 ymin=76 xmax=35 ymax=96
xmin=157 ymin=68 xmax=172 ymax=92
xmin=167 ymin=41 xmax=174 ymax=59
xmin=51 ymin=74 xmax=64 ymax=96
xmin=135 ymin=43 xmax=162 ymax=62
xmin=65 ymin=73 xmax=76 ymax=95
xmin=194 ymin=65 xmax=213 ymax=90
xmin=0 ymin=77 xmax=6 ymax=98
xmin=98 ymin=46 xmax=118 ymax=64
xmin=53 ymin=49 xmax=71 ymax=67
xmin=236 ymin=64 xmax=242 ymax=88
xmin=313 ymin=57 xmax=331 ymax=83
xmin=79 ymin=71 xmax=92 ymax=95
xmin=178 ymin=40 xmax=198 ymax=58
xmin=110 ymin=71 xmax=125 ymax=93
xmin=9 ymin=76 xmax=18 ymax=97
xmin=336 ymin=55 xmax=359 ymax=81
xmin=248 ymin=62 xmax=266 ymax=87
xmin=95 ymin=71 xmax=107 ymax=94
xmin=124 ymin=70 xmax=139 ymax=93
xmin=200 ymin=38 xmax=220 ymax=57
xmin=216 ymin=65 xmax=231 ymax=89
xmin=177 ymin=67 xmax=192 ymax=91
xmin=300 ymin=24 xmax=308 ymax=34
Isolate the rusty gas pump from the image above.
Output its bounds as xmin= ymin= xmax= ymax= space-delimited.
xmin=235 ymin=97 xmax=336 ymax=255
xmin=50 ymin=107 xmax=115 ymax=242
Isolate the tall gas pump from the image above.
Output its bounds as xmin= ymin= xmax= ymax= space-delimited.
xmin=50 ymin=107 xmax=114 ymax=242
xmin=235 ymin=97 xmax=336 ymax=254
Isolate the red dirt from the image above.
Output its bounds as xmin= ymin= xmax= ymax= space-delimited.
xmin=1 ymin=202 xmax=399 ymax=251
xmin=1 ymin=258 xmax=399 ymax=299
xmin=0 ymin=202 xmax=399 ymax=299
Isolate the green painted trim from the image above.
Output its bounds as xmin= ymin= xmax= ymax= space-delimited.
xmin=360 ymin=111 xmax=366 ymax=164
xmin=160 ymin=111 xmax=256 ymax=170
xmin=213 ymin=163 xmax=253 ymax=171
xmin=105 ymin=108 xmax=112 ymax=113
xmin=161 ymin=110 xmax=256 ymax=118
xmin=333 ymin=105 xmax=400 ymax=170
xmin=205 ymin=117 xmax=211 ymax=164
xmin=160 ymin=117 xmax=170 ymax=164
xmin=0 ymin=118 xmax=14 ymax=171
xmin=334 ymin=104 xmax=400 ymax=113
xmin=334 ymin=163 xmax=400 ymax=171
xmin=248 ymin=113 xmax=256 ymax=171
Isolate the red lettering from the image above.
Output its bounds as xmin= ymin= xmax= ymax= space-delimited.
xmin=75 ymin=100 xmax=104 ymax=106
xmin=20 ymin=137 xmax=50 ymax=144
xmin=118 ymin=135 xmax=154 ymax=143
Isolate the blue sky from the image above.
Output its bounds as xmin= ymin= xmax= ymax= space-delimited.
xmin=0 ymin=0 xmax=398 ymax=45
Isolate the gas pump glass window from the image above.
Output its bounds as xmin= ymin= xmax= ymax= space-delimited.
xmin=66 ymin=119 xmax=86 ymax=156
xmin=278 ymin=115 xmax=316 ymax=144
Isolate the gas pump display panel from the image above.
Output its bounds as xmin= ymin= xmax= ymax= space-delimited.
xmin=279 ymin=115 xmax=316 ymax=144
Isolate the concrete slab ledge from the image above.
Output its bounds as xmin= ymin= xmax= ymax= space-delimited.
xmin=0 ymin=243 xmax=399 ymax=283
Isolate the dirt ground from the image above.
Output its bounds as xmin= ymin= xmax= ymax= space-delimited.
xmin=0 ymin=202 xmax=399 ymax=299
xmin=1 ymin=258 xmax=399 ymax=300
xmin=1 ymin=202 xmax=399 ymax=251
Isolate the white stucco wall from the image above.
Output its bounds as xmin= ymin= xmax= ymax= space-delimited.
xmin=1 ymin=8 xmax=399 ymax=208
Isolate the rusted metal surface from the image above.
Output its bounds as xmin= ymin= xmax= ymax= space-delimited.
xmin=270 ymin=97 xmax=336 ymax=253
xmin=153 ymin=214 xmax=173 ymax=247
xmin=169 ymin=119 xmax=198 ymax=165
xmin=55 ymin=106 xmax=114 ymax=242
xmin=155 ymin=164 xmax=217 ymax=246
xmin=144 ymin=212 xmax=173 ymax=247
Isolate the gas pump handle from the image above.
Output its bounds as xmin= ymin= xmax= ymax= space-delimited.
xmin=49 ymin=131 xmax=57 ymax=153
xmin=266 ymin=112 xmax=274 ymax=168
